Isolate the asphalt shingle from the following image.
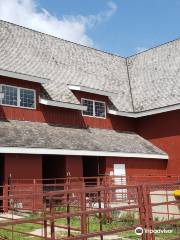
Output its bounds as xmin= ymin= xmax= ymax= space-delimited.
xmin=0 ymin=21 xmax=133 ymax=112
xmin=0 ymin=120 xmax=167 ymax=156
xmin=0 ymin=20 xmax=179 ymax=113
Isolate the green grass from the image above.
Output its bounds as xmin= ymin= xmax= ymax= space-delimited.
xmin=0 ymin=223 xmax=41 ymax=240
xmin=0 ymin=213 xmax=179 ymax=240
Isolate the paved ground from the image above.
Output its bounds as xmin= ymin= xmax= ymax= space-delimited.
xmin=0 ymin=213 xmax=23 ymax=221
xmin=30 ymin=227 xmax=129 ymax=239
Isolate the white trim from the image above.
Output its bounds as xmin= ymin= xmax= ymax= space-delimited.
xmin=108 ymin=109 xmax=135 ymax=118
xmin=39 ymin=97 xmax=87 ymax=111
xmin=0 ymin=147 xmax=168 ymax=159
xmin=0 ymin=69 xmax=47 ymax=84
xmin=108 ymin=104 xmax=180 ymax=118
xmin=0 ymin=93 xmax=4 ymax=100
xmin=81 ymin=98 xmax=106 ymax=119
xmin=68 ymin=84 xmax=116 ymax=97
xmin=0 ymin=84 xmax=36 ymax=110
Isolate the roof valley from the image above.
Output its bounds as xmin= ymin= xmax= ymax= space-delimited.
xmin=125 ymin=58 xmax=135 ymax=112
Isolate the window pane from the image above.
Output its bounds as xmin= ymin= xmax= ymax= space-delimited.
xmin=2 ymin=85 xmax=17 ymax=106
xmin=95 ymin=101 xmax=105 ymax=117
xmin=82 ymin=99 xmax=94 ymax=116
xmin=20 ymin=88 xmax=35 ymax=108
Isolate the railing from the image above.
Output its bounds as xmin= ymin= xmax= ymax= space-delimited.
xmin=9 ymin=175 xmax=180 ymax=185
xmin=0 ymin=176 xmax=179 ymax=239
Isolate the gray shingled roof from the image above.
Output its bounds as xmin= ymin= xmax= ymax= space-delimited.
xmin=127 ymin=40 xmax=180 ymax=112
xmin=0 ymin=120 xmax=167 ymax=156
xmin=0 ymin=20 xmax=179 ymax=112
xmin=0 ymin=20 xmax=132 ymax=112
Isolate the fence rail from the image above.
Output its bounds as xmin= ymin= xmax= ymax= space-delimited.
xmin=0 ymin=176 xmax=179 ymax=240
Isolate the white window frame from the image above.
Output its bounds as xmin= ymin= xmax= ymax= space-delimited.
xmin=81 ymin=98 xmax=106 ymax=119
xmin=0 ymin=84 xmax=36 ymax=110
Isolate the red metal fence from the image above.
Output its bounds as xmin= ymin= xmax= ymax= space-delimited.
xmin=0 ymin=176 xmax=179 ymax=240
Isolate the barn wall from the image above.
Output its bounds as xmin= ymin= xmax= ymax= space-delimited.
xmin=135 ymin=110 xmax=180 ymax=175
xmin=66 ymin=156 xmax=83 ymax=177
xmin=106 ymin=157 xmax=167 ymax=176
xmin=0 ymin=76 xmax=135 ymax=132
xmin=4 ymin=154 xmax=42 ymax=182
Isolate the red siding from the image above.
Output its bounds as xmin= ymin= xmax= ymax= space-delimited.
xmin=0 ymin=76 xmax=135 ymax=131
xmin=1 ymin=76 xmax=179 ymax=176
xmin=73 ymin=91 xmax=135 ymax=131
xmin=66 ymin=156 xmax=83 ymax=177
xmin=135 ymin=110 xmax=180 ymax=175
xmin=4 ymin=154 xmax=42 ymax=182
xmin=106 ymin=157 xmax=167 ymax=176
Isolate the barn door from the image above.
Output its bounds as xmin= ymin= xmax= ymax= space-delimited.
xmin=114 ymin=164 xmax=126 ymax=176
xmin=113 ymin=164 xmax=127 ymax=199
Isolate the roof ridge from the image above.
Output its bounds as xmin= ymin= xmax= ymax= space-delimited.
xmin=127 ymin=37 xmax=180 ymax=58
xmin=0 ymin=19 xmax=126 ymax=59
xmin=0 ymin=19 xmax=179 ymax=60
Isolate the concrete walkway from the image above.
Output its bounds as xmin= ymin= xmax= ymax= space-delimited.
xmin=30 ymin=227 xmax=131 ymax=239
xmin=0 ymin=213 xmax=23 ymax=222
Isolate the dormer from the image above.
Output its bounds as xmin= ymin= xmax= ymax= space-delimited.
xmin=68 ymin=84 xmax=117 ymax=119
xmin=0 ymin=69 xmax=48 ymax=110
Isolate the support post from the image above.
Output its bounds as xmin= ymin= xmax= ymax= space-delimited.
xmin=138 ymin=184 xmax=155 ymax=240
xmin=67 ymin=192 xmax=71 ymax=237
xmin=50 ymin=196 xmax=55 ymax=240
xmin=43 ymin=200 xmax=48 ymax=240
xmin=80 ymin=183 xmax=87 ymax=240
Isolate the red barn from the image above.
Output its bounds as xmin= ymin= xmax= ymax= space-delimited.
xmin=0 ymin=20 xmax=179 ymax=188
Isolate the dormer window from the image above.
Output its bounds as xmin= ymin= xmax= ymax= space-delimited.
xmin=82 ymin=98 xmax=106 ymax=118
xmin=0 ymin=84 xmax=36 ymax=109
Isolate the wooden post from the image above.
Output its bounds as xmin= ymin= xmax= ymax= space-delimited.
xmin=3 ymin=184 xmax=8 ymax=212
xmin=142 ymin=185 xmax=155 ymax=240
xmin=67 ymin=192 xmax=71 ymax=237
xmin=98 ymin=190 xmax=103 ymax=240
xmin=80 ymin=183 xmax=87 ymax=239
xmin=137 ymin=185 xmax=146 ymax=240
xmin=43 ymin=200 xmax=48 ymax=240
xmin=137 ymin=184 xmax=155 ymax=240
xmin=50 ymin=196 xmax=55 ymax=240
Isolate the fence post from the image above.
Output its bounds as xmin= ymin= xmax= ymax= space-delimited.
xmin=137 ymin=185 xmax=146 ymax=240
xmin=32 ymin=179 xmax=36 ymax=212
xmin=67 ymin=192 xmax=71 ymax=237
xmin=138 ymin=184 xmax=155 ymax=240
xmin=97 ymin=178 xmax=103 ymax=240
xmin=80 ymin=183 xmax=87 ymax=239
xmin=3 ymin=184 xmax=8 ymax=212
xmin=50 ymin=196 xmax=55 ymax=240
xmin=43 ymin=199 xmax=48 ymax=240
xmin=143 ymin=185 xmax=155 ymax=240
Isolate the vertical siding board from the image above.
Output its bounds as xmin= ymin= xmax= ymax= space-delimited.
xmin=135 ymin=110 xmax=180 ymax=175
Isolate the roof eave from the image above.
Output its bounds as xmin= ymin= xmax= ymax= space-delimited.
xmin=68 ymin=84 xmax=117 ymax=97
xmin=39 ymin=97 xmax=87 ymax=111
xmin=0 ymin=147 xmax=169 ymax=159
xmin=108 ymin=104 xmax=180 ymax=118
xmin=0 ymin=69 xmax=48 ymax=84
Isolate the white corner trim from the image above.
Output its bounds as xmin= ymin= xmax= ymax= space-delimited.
xmin=68 ymin=84 xmax=117 ymax=97
xmin=108 ymin=104 xmax=180 ymax=118
xmin=39 ymin=97 xmax=87 ymax=111
xmin=0 ymin=69 xmax=48 ymax=84
xmin=0 ymin=147 xmax=169 ymax=159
